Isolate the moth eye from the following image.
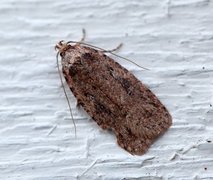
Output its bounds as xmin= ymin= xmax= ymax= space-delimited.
xmin=60 ymin=52 xmax=65 ymax=57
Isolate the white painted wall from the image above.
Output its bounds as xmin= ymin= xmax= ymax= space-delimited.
xmin=1 ymin=0 xmax=213 ymax=179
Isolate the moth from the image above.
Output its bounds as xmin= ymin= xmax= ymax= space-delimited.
xmin=55 ymin=30 xmax=172 ymax=155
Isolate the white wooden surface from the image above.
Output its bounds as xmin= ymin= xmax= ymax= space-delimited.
xmin=1 ymin=0 xmax=213 ymax=179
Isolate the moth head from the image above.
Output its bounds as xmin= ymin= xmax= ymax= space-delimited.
xmin=55 ymin=40 xmax=72 ymax=56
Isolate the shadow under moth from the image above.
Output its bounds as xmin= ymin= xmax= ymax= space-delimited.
xmin=55 ymin=30 xmax=172 ymax=155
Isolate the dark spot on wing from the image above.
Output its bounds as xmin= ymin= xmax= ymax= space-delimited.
xmin=106 ymin=65 xmax=114 ymax=77
xmin=82 ymin=53 xmax=92 ymax=60
xmin=118 ymin=77 xmax=131 ymax=93
xmin=69 ymin=65 xmax=77 ymax=77
xmin=95 ymin=101 xmax=112 ymax=115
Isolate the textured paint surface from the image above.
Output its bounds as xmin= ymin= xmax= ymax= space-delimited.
xmin=0 ymin=0 xmax=213 ymax=179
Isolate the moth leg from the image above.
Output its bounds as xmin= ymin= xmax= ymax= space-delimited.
xmin=102 ymin=43 xmax=123 ymax=53
xmin=80 ymin=28 xmax=86 ymax=42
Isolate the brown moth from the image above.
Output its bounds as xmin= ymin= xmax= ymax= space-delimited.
xmin=55 ymin=32 xmax=172 ymax=155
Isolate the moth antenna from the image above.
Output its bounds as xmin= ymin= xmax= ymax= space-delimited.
xmin=56 ymin=52 xmax=77 ymax=138
xmin=80 ymin=28 xmax=86 ymax=42
xmin=101 ymin=43 xmax=123 ymax=53
xmin=67 ymin=41 xmax=149 ymax=70
xmin=109 ymin=51 xmax=149 ymax=70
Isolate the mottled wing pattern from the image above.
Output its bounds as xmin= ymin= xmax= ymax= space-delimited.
xmin=61 ymin=45 xmax=172 ymax=155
